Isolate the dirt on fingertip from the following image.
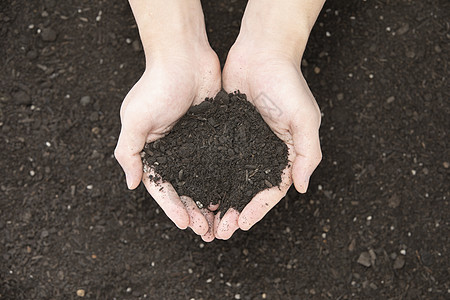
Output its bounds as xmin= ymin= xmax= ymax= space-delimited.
xmin=142 ymin=90 xmax=289 ymax=215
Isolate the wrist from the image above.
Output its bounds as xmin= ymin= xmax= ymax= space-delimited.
xmin=129 ymin=0 xmax=211 ymax=62
xmin=236 ymin=0 xmax=324 ymax=64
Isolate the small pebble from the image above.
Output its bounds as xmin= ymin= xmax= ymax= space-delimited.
xmin=80 ymin=96 xmax=91 ymax=106
xmin=386 ymin=96 xmax=395 ymax=103
xmin=264 ymin=179 xmax=273 ymax=188
xmin=393 ymin=256 xmax=405 ymax=269
xmin=76 ymin=289 xmax=85 ymax=297
xmin=396 ymin=23 xmax=410 ymax=35
xmin=357 ymin=252 xmax=372 ymax=267
xmin=132 ymin=40 xmax=142 ymax=52
xmin=40 ymin=28 xmax=57 ymax=42
xmin=388 ymin=194 xmax=401 ymax=208
xmin=26 ymin=50 xmax=38 ymax=60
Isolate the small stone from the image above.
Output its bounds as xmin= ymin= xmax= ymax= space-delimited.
xmin=420 ymin=250 xmax=434 ymax=266
xmin=443 ymin=162 xmax=449 ymax=169
xmin=57 ymin=270 xmax=64 ymax=280
xmin=396 ymin=23 xmax=409 ymax=35
xmin=80 ymin=96 xmax=91 ymax=106
xmin=91 ymin=127 xmax=100 ymax=135
xmin=76 ymin=289 xmax=85 ymax=297
xmin=434 ymin=45 xmax=442 ymax=53
xmin=41 ymin=230 xmax=49 ymax=238
xmin=40 ymin=28 xmax=57 ymax=42
xmin=369 ymin=282 xmax=378 ymax=290
xmin=26 ymin=50 xmax=38 ymax=60
xmin=357 ymin=252 xmax=372 ymax=267
xmin=314 ymin=66 xmax=321 ymax=74
xmin=348 ymin=239 xmax=356 ymax=252
xmin=89 ymin=112 xmax=99 ymax=122
xmin=393 ymin=256 xmax=405 ymax=269
xmin=386 ymin=96 xmax=395 ymax=103
xmin=337 ymin=93 xmax=344 ymax=101
xmin=388 ymin=194 xmax=401 ymax=208
xmin=132 ymin=40 xmax=142 ymax=52
xmin=13 ymin=91 xmax=31 ymax=105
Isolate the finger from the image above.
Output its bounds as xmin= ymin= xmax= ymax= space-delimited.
xmin=142 ymin=170 xmax=189 ymax=230
xmin=180 ymin=196 xmax=208 ymax=236
xmin=208 ymin=203 xmax=219 ymax=211
xmin=200 ymin=208 xmax=215 ymax=242
xmin=216 ymin=208 xmax=240 ymax=240
xmin=213 ymin=212 xmax=221 ymax=238
xmin=115 ymin=99 xmax=156 ymax=189
xmin=238 ymin=166 xmax=292 ymax=231
xmin=114 ymin=126 xmax=145 ymax=189
xmin=290 ymin=113 xmax=322 ymax=193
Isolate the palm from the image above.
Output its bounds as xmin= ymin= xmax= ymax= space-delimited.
xmin=216 ymin=48 xmax=322 ymax=239
xmin=115 ymin=49 xmax=221 ymax=242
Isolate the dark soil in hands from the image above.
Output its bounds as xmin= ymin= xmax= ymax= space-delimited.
xmin=142 ymin=90 xmax=288 ymax=214
xmin=2 ymin=1 xmax=449 ymax=299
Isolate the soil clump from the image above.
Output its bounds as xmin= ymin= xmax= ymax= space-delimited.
xmin=142 ymin=90 xmax=289 ymax=214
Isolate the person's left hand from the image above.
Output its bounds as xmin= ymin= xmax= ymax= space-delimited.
xmin=215 ymin=42 xmax=322 ymax=239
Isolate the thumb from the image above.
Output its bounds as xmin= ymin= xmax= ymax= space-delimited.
xmin=291 ymin=115 xmax=322 ymax=193
xmin=114 ymin=124 xmax=147 ymax=189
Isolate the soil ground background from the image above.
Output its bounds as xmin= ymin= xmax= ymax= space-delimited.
xmin=0 ymin=0 xmax=448 ymax=299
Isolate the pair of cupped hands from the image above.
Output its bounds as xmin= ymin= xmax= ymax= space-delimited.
xmin=114 ymin=41 xmax=322 ymax=242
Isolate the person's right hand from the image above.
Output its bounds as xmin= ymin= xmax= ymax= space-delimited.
xmin=114 ymin=45 xmax=221 ymax=242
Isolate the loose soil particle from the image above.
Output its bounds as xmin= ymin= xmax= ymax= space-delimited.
xmin=142 ymin=90 xmax=288 ymax=214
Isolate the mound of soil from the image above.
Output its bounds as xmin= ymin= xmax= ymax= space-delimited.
xmin=142 ymin=90 xmax=288 ymax=214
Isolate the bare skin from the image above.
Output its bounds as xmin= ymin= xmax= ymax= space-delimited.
xmin=114 ymin=0 xmax=221 ymax=242
xmin=115 ymin=0 xmax=325 ymax=241
xmin=218 ymin=0 xmax=325 ymax=239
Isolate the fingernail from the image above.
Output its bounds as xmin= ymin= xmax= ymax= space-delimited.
xmin=125 ymin=173 xmax=133 ymax=189
xmin=301 ymin=175 xmax=310 ymax=193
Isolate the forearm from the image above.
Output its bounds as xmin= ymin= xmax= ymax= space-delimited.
xmin=128 ymin=0 xmax=209 ymax=62
xmin=237 ymin=0 xmax=325 ymax=62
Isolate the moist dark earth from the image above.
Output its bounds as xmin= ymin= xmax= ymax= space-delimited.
xmin=0 ymin=0 xmax=449 ymax=299
xmin=143 ymin=91 xmax=288 ymax=215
